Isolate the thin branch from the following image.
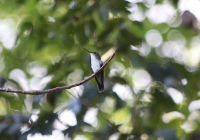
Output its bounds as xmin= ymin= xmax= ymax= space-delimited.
xmin=0 ymin=52 xmax=116 ymax=95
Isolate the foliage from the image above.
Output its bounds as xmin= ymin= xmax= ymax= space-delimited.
xmin=0 ymin=0 xmax=200 ymax=140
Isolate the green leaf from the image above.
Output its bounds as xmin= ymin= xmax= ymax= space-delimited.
xmin=85 ymin=19 xmax=96 ymax=37
xmin=98 ymin=5 xmax=109 ymax=23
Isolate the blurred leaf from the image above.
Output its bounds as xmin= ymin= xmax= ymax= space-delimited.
xmin=98 ymin=5 xmax=109 ymax=23
xmin=85 ymin=19 xmax=96 ymax=37
xmin=97 ymin=28 xmax=113 ymax=43
xmin=82 ymin=1 xmax=99 ymax=16
xmin=75 ymin=22 xmax=89 ymax=45
xmin=110 ymin=0 xmax=130 ymax=14
xmin=155 ymin=0 xmax=163 ymax=4
xmin=172 ymin=0 xmax=179 ymax=8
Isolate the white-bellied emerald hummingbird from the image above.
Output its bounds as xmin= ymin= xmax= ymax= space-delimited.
xmin=83 ymin=48 xmax=104 ymax=92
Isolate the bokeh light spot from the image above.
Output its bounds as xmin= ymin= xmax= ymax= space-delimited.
xmin=145 ymin=30 xmax=162 ymax=47
xmin=133 ymin=70 xmax=151 ymax=90
xmin=167 ymin=87 xmax=183 ymax=104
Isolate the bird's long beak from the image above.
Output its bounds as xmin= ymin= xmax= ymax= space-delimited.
xmin=83 ymin=48 xmax=91 ymax=53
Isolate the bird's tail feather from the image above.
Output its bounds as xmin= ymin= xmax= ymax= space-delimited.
xmin=97 ymin=84 xmax=104 ymax=92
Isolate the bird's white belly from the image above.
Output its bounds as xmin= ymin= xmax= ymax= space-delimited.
xmin=91 ymin=59 xmax=101 ymax=72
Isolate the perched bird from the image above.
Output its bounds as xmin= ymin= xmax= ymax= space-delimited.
xmin=83 ymin=48 xmax=104 ymax=92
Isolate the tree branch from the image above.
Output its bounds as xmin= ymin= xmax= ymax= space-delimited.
xmin=0 ymin=52 xmax=116 ymax=95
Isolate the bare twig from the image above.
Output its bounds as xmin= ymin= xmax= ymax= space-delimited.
xmin=0 ymin=52 xmax=116 ymax=95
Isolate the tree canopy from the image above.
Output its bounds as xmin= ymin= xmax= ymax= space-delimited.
xmin=0 ymin=0 xmax=200 ymax=140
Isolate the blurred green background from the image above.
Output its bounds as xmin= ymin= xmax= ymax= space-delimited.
xmin=0 ymin=0 xmax=200 ymax=140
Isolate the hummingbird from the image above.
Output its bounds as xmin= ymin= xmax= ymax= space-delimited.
xmin=83 ymin=48 xmax=104 ymax=92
